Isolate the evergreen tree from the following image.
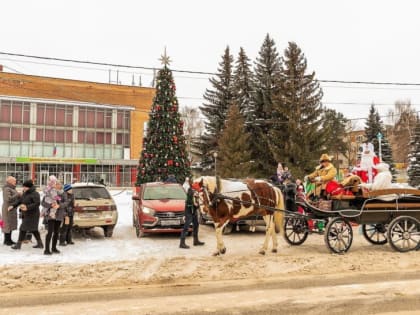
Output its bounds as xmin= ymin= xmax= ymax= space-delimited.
xmin=268 ymin=42 xmax=324 ymax=179
xmin=322 ymin=109 xmax=349 ymax=169
xmin=365 ymin=104 xmax=383 ymax=143
xmin=199 ymin=46 xmax=235 ymax=169
xmin=136 ymin=58 xmax=190 ymax=184
xmin=407 ymin=116 xmax=420 ymax=187
xmin=364 ymin=104 xmax=397 ymax=180
xmin=233 ymin=47 xmax=254 ymax=123
xmin=217 ymin=104 xmax=253 ymax=178
xmin=249 ymin=34 xmax=282 ymax=177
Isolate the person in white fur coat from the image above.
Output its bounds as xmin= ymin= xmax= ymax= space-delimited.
xmin=360 ymin=162 xmax=392 ymax=191
xmin=360 ymin=162 xmax=395 ymax=201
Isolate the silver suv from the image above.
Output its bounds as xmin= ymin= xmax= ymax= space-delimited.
xmin=72 ymin=183 xmax=118 ymax=237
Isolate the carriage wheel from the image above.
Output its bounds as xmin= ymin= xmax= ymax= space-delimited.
xmin=362 ymin=224 xmax=388 ymax=245
xmin=387 ymin=216 xmax=420 ymax=252
xmin=324 ymin=217 xmax=353 ymax=254
xmin=284 ymin=216 xmax=309 ymax=245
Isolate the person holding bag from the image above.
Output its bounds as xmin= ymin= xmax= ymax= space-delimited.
xmin=42 ymin=176 xmax=64 ymax=255
xmin=11 ymin=179 xmax=43 ymax=250
xmin=2 ymin=176 xmax=20 ymax=246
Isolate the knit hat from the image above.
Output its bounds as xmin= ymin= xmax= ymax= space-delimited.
xmin=319 ymin=153 xmax=332 ymax=162
xmin=63 ymin=183 xmax=72 ymax=192
xmin=48 ymin=175 xmax=58 ymax=186
xmin=22 ymin=179 xmax=34 ymax=188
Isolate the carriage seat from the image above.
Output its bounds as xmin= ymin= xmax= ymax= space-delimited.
xmin=330 ymin=194 xmax=356 ymax=200
xmin=362 ymin=188 xmax=420 ymax=210
xmin=362 ymin=188 xmax=420 ymax=198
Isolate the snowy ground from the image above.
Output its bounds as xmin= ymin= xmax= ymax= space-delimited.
xmin=0 ymin=189 xmax=214 ymax=265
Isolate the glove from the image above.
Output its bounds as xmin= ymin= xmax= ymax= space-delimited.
xmin=315 ymin=176 xmax=321 ymax=182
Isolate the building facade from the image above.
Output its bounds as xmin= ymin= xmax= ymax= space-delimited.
xmin=0 ymin=71 xmax=154 ymax=187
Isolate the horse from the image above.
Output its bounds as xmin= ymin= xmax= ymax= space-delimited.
xmin=195 ymin=176 xmax=285 ymax=256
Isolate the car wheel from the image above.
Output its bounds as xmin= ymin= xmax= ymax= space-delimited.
xmin=103 ymin=225 xmax=115 ymax=238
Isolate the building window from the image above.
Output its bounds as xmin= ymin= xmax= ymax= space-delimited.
xmin=11 ymin=101 xmax=22 ymax=124
xmin=55 ymin=106 xmax=65 ymax=125
xmin=96 ymin=110 xmax=105 ymax=128
xmin=0 ymin=100 xmax=11 ymax=122
xmin=0 ymin=127 xmax=9 ymax=140
xmin=45 ymin=105 xmax=55 ymax=125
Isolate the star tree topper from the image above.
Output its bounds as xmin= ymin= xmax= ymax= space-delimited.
xmin=159 ymin=47 xmax=171 ymax=66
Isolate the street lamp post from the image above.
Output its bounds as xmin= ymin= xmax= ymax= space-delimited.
xmin=213 ymin=152 xmax=218 ymax=177
xmin=377 ymin=132 xmax=383 ymax=162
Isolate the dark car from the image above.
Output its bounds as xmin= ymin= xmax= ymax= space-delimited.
xmin=132 ymin=182 xmax=191 ymax=237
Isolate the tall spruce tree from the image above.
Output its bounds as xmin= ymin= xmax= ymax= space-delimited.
xmin=364 ymin=104 xmax=396 ymax=180
xmin=365 ymin=104 xmax=383 ymax=143
xmin=322 ymin=109 xmax=349 ymax=169
xmin=249 ymin=34 xmax=282 ymax=177
xmin=268 ymin=42 xmax=324 ymax=179
xmin=136 ymin=56 xmax=190 ymax=184
xmin=407 ymin=116 xmax=420 ymax=187
xmin=217 ymin=104 xmax=253 ymax=178
xmin=199 ymin=46 xmax=235 ymax=170
xmin=233 ymin=47 xmax=254 ymax=125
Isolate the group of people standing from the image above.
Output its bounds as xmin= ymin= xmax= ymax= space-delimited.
xmin=1 ymin=175 xmax=75 ymax=255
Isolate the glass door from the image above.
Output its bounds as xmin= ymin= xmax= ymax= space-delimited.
xmin=39 ymin=170 xmax=49 ymax=188
xmin=63 ymin=172 xmax=73 ymax=185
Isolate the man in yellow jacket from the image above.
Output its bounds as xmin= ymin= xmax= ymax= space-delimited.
xmin=305 ymin=154 xmax=337 ymax=198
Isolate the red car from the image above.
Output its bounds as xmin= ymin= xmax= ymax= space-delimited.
xmin=132 ymin=182 xmax=190 ymax=237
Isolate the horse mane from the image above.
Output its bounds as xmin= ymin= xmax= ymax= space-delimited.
xmin=197 ymin=176 xmax=220 ymax=193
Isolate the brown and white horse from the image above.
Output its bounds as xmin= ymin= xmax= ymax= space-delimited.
xmin=196 ymin=176 xmax=285 ymax=256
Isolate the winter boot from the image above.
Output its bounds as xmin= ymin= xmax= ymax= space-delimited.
xmin=179 ymin=238 xmax=190 ymax=249
xmin=4 ymin=233 xmax=14 ymax=246
xmin=11 ymin=242 xmax=22 ymax=250
xmin=33 ymin=233 xmax=44 ymax=249
xmin=193 ymin=236 xmax=205 ymax=246
xmin=9 ymin=232 xmax=16 ymax=245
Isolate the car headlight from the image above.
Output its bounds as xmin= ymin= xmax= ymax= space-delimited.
xmin=142 ymin=207 xmax=155 ymax=215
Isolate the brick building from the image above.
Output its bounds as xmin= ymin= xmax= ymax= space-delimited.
xmin=0 ymin=71 xmax=154 ymax=187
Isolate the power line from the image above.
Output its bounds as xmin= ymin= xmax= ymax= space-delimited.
xmin=2 ymin=51 xmax=420 ymax=86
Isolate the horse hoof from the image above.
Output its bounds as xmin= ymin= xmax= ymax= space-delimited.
xmin=259 ymin=249 xmax=266 ymax=255
xmin=220 ymin=247 xmax=226 ymax=254
xmin=212 ymin=251 xmax=220 ymax=256
xmin=272 ymin=248 xmax=277 ymax=253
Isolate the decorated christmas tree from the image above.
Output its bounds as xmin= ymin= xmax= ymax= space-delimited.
xmin=136 ymin=51 xmax=190 ymax=184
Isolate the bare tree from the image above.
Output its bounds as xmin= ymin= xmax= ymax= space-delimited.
xmin=387 ymin=100 xmax=417 ymax=163
xmin=180 ymin=106 xmax=205 ymax=163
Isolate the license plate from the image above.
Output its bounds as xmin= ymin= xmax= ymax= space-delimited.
xmin=79 ymin=212 xmax=99 ymax=218
xmin=160 ymin=219 xmax=180 ymax=226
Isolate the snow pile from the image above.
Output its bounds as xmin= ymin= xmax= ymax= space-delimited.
xmin=0 ymin=190 xmax=187 ymax=265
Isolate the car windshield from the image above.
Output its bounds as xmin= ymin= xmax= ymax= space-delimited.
xmin=143 ymin=185 xmax=186 ymax=200
xmin=73 ymin=187 xmax=111 ymax=200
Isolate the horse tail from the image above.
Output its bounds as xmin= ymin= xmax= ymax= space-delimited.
xmin=273 ymin=187 xmax=285 ymax=234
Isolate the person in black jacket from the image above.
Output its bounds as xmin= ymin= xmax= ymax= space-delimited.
xmin=179 ymin=179 xmax=205 ymax=249
xmin=59 ymin=184 xmax=75 ymax=246
xmin=11 ymin=179 xmax=43 ymax=250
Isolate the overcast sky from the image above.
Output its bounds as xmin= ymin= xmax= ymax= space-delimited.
xmin=2 ymin=0 xmax=420 ymax=124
